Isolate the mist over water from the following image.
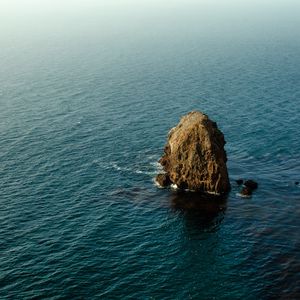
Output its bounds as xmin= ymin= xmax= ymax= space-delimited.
xmin=1 ymin=1 xmax=300 ymax=299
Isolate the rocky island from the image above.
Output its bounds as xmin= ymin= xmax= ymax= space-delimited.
xmin=156 ymin=111 xmax=230 ymax=195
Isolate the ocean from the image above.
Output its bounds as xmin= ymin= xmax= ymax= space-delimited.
xmin=1 ymin=1 xmax=300 ymax=299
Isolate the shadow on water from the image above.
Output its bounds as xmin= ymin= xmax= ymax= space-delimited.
xmin=169 ymin=191 xmax=228 ymax=233
xmin=108 ymin=186 xmax=228 ymax=234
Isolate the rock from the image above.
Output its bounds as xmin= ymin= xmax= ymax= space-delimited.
xmin=238 ymin=179 xmax=258 ymax=197
xmin=244 ymin=180 xmax=258 ymax=190
xmin=158 ymin=111 xmax=230 ymax=194
xmin=240 ymin=186 xmax=252 ymax=197
xmin=295 ymin=181 xmax=299 ymax=185
xmin=155 ymin=173 xmax=171 ymax=187
xmin=236 ymin=179 xmax=244 ymax=185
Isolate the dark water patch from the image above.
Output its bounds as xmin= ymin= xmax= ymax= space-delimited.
xmin=169 ymin=191 xmax=227 ymax=233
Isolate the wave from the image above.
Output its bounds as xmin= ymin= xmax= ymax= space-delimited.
xmin=98 ymin=159 xmax=161 ymax=177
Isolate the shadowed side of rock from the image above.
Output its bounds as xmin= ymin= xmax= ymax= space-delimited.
xmin=155 ymin=173 xmax=171 ymax=187
xmin=157 ymin=111 xmax=230 ymax=195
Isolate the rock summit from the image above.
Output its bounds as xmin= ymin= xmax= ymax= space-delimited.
xmin=157 ymin=111 xmax=230 ymax=195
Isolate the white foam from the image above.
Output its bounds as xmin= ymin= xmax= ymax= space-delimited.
xmin=148 ymin=155 xmax=159 ymax=160
xmin=236 ymin=192 xmax=251 ymax=198
xmin=170 ymin=183 xmax=178 ymax=190
xmin=150 ymin=161 xmax=163 ymax=168
xmin=206 ymin=190 xmax=221 ymax=196
xmin=111 ymin=163 xmax=131 ymax=172
xmin=184 ymin=188 xmax=196 ymax=192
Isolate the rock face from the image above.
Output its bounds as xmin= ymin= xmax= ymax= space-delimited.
xmin=155 ymin=173 xmax=171 ymax=187
xmin=158 ymin=111 xmax=230 ymax=194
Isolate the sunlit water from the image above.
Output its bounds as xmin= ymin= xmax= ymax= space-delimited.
xmin=1 ymin=1 xmax=300 ymax=299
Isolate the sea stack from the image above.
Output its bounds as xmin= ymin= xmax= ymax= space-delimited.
xmin=157 ymin=111 xmax=230 ymax=195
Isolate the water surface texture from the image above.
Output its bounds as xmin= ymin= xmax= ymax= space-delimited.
xmin=1 ymin=1 xmax=300 ymax=299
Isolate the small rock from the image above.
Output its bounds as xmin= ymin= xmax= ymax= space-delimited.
xmin=158 ymin=111 xmax=230 ymax=194
xmin=240 ymin=186 xmax=252 ymax=197
xmin=244 ymin=180 xmax=258 ymax=190
xmin=155 ymin=173 xmax=171 ymax=187
xmin=236 ymin=179 xmax=244 ymax=185
xmin=295 ymin=181 xmax=299 ymax=185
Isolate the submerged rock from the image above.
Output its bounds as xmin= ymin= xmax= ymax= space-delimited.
xmin=237 ymin=179 xmax=258 ymax=197
xmin=244 ymin=180 xmax=258 ymax=190
xmin=240 ymin=186 xmax=252 ymax=197
xmin=158 ymin=111 xmax=230 ymax=194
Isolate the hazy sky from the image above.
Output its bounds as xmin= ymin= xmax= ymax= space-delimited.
xmin=1 ymin=0 xmax=299 ymax=44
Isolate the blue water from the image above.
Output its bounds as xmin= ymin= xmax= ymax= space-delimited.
xmin=1 ymin=1 xmax=300 ymax=299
